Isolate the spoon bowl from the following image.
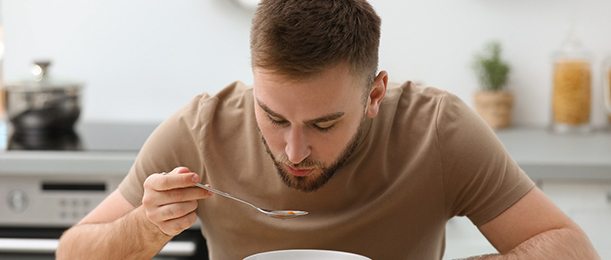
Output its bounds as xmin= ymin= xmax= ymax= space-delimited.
xmin=194 ymin=183 xmax=308 ymax=219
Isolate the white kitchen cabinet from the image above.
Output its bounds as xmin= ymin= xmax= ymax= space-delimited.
xmin=444 ymin=179 xmax=611 ymax=259
xmin=444 ymin=217 xmax=496 ymax=259
xmin=540 ymin=180 xmax=611 ymax=259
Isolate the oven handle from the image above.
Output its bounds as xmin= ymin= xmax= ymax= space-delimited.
xmin=0 ymin=238 xmax=196 ymax=256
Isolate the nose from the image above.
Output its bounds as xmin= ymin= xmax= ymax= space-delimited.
xmin=285 ymin=126 xmax=311 ymax=164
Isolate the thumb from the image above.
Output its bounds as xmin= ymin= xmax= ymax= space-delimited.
xmin=174 ymin=166 xmax=191 ymax=174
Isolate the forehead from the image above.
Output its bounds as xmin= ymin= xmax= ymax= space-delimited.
xmin=253 ymin=64 xmax=364 ymax=119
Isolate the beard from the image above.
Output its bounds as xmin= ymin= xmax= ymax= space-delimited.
xmin=260 ymin=117 xmax=368 ymax=192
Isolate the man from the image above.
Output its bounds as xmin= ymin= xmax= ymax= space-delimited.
xmin=57 ymin=0 xmax=599 ymax=259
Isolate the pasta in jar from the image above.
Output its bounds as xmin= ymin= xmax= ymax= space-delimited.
xmin=552 ymin=59 xmax=591 ymax=130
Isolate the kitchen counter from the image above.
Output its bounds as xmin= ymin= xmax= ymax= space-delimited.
xmin=0 ymin=121 xmax=155 ymax=177
xmin=1 ymin=122 xmax=611 ymax=180
xmin=495 ymin=127 xmax=611 ymax=180
xmin=0 ymin=151 xmax=136 ymax=176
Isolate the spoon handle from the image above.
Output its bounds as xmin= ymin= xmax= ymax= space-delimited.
xmin=194 ymin=183 xmax=259 ymax=210
xmin=195 ymin=183 xmax=230 ymax=197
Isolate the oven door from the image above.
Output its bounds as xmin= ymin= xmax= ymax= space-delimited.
xmin=0 ymin=226 xmax=208 ymax=260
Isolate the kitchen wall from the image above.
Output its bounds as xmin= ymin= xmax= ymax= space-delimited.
xmin=2 ymin=0 xmax=611 ymax=127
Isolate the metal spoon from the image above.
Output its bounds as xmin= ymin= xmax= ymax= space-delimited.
xmin=194 ymin=183 xmax=308 ymax=219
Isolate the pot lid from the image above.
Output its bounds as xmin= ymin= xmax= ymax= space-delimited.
xmin=5 ymin=60 xmax=83 ymax=92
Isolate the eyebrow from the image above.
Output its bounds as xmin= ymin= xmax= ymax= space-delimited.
xmin=256 ymin=98 xmax=345 ymax=124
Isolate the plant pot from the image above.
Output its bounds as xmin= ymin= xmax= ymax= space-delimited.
xmin=474 ymin=90 xmax=513 ymax=129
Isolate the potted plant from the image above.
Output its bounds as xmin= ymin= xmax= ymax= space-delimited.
xmin=473 ymin=41 xmax=513 ymax=129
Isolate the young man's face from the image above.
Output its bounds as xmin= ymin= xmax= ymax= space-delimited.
xmin=253 ymin=63 xmax=386 ymax=192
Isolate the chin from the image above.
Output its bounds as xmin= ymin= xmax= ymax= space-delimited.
xmin=277 ymin=166 xmax=333 ymax=192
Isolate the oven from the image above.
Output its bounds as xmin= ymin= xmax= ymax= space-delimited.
xmin=0 ymin=122 xmax=208 ymax=259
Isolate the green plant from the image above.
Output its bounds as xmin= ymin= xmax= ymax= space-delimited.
xmin=473 ymin=41 xmax=511 ymax=91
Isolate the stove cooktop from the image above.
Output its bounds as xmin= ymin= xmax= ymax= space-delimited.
xmin=0 ymin=121 xmax=159 ymax=152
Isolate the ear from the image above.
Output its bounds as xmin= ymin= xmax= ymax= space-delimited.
xmin=365 ymin=71 xmax=388 ymax=118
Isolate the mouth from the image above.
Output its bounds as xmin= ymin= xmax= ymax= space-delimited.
xmin=284 ymin=165 xmax=314 ymax=177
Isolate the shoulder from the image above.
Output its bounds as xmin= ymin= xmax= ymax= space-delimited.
xmin=186 ymin=81 xmax=252 ymax=114
xmin=376 ymin=81 xmax=482 ymax=155
xmin=390 ymin=81 xmax=478 ymax=127
xmin=145 ymin=81 xmax=253 ymax=152
xmin=381 ymin=81 xmax=454 ymax=130
xmin=173 ymin=81 xmax=253 ymax=127
xmin=389 ymin=81 xmax=448 ymax=97
xmin=385 ymin=81 xmax=450 ymax=113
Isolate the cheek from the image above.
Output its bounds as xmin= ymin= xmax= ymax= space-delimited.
xmin=309 ymin=136 xmax=340 ymax=162
xmin=255 ymin=114 xmax=284 ymax=152
xmin=310 ymin=123 xmax=360 ymax=161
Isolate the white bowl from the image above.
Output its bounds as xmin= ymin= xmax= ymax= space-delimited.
xmin=243 ymin=249 xmax=371 ymax=260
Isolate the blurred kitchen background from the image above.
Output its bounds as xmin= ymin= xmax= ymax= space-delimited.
xmin=1 ymin=0 xmax=610 ymax=126
xmin=0 ymin=1 xmax=610 ymax=259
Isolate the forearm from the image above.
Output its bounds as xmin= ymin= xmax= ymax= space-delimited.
xmin=56 ymin=206 xmax=172 ymax=260
xmin=468 ymin=228 xmax=599 ymax=260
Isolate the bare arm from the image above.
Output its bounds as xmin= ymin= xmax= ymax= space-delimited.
xmin=57 ymin=201 xmax=171 ymax=259
xmin=56 ymin=167 xmax=210 ymax=260
xmin=466 ymin=188 xmax=599 ymax=259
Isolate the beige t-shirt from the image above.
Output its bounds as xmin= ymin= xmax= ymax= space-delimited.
xmin=119 ymin=81 xmax=534 ymax=260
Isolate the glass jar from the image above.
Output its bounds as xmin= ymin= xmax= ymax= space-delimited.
xmin=551 ymin=34 xmax=592 ymax=133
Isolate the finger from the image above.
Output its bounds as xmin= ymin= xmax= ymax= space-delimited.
xmin=165 ymin=166 xmax=201 ymax=185
xmin=171 ymin=166 xmax=191 ymax=175
xmin=160 ymin=211 xmax=198 ymax=236
xmin=144 ymin=171 xmax=201 ymax=191
xmin=152 ymin=187 xmax=211 ymax=206
xmin=157 ymin=167 xmax=193 ymax=177
xmin=145 ymin=200 xmax=196 ymax=225
xmin=142 ymin=186 xmax=209 ymax=208
xmin=158 ymin=200 xmax=199 ymax=222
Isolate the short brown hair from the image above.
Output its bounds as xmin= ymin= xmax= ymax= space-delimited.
xmin=250 ymin=0 xmax=381 ymax=84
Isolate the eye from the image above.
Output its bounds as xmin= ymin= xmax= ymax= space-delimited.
xmin=267 ymin=115 xmax=289 ymax=126
xmin=313 ymin=122 xmax=335 ymax=132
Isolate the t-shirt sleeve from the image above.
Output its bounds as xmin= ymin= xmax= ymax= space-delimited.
xmin=437 ymin=93 xmax=535 ymax=226
xmin=118 ymin=94 xmax=208 ymax=207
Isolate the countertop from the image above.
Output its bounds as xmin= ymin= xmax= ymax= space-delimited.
xmin=496 ymin=128 xmax=611 ymax=180
xmin=1 ymin=123 xmax=611 ymax=180
xmin=0 ymin=121 xmax=150 ymax=176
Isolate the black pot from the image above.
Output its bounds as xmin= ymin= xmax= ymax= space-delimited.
xmin=8 ymin=129 xmax=82 ymax=151
xmin=4 ymin=61 xmax=83 ymax=134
